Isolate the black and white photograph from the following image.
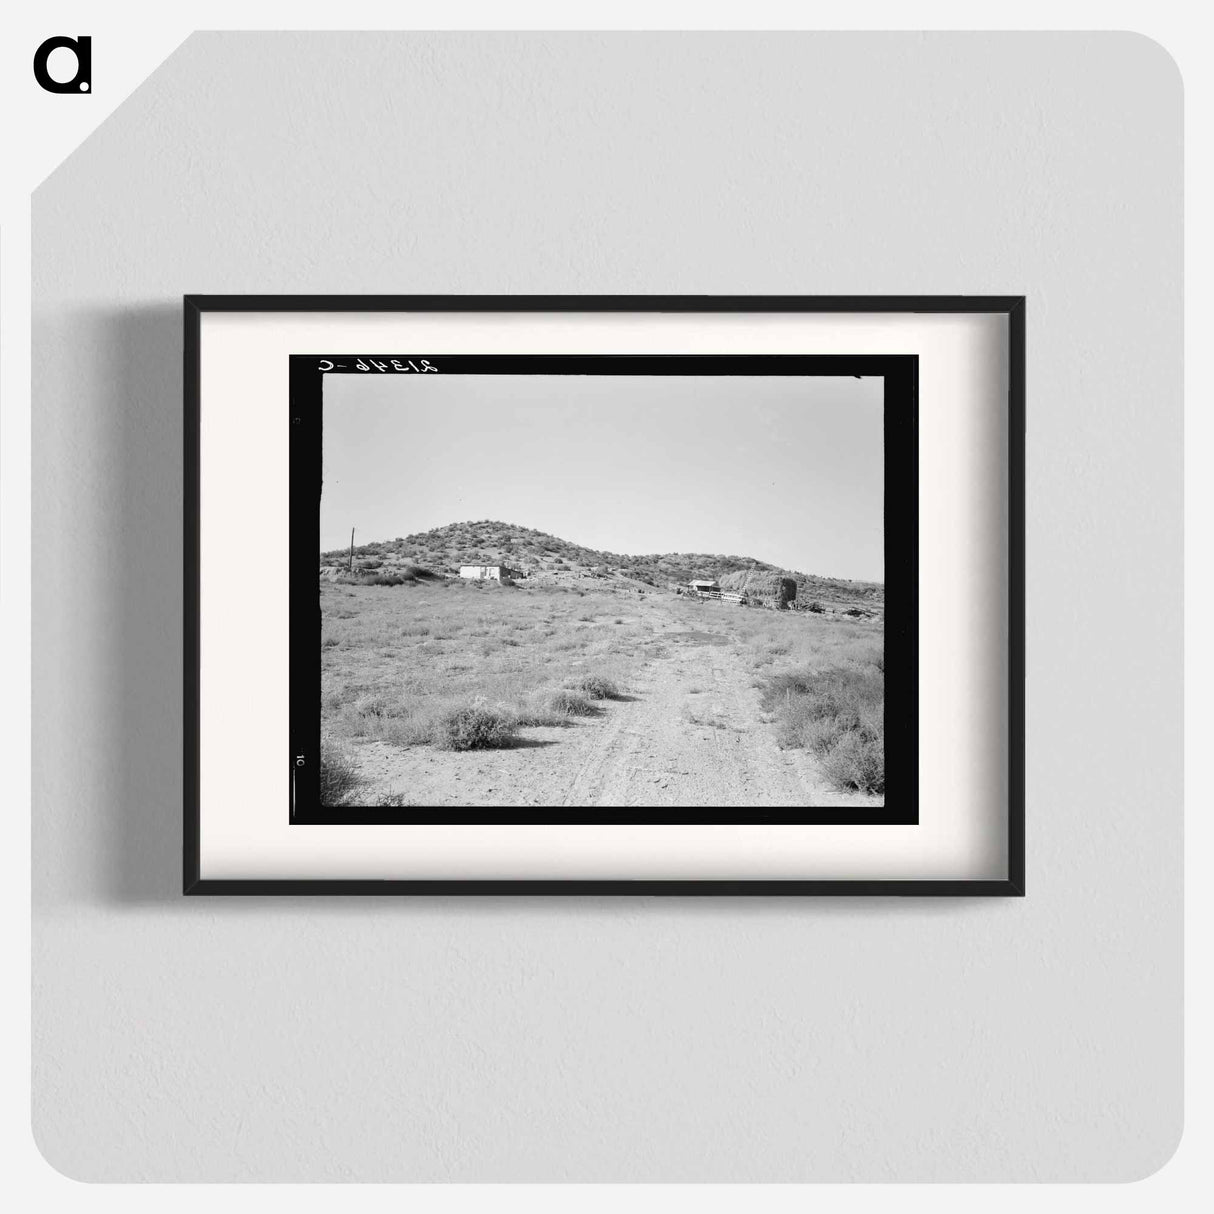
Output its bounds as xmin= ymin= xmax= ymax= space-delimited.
xmin=293 ymin=355 xmax=918 ymax=821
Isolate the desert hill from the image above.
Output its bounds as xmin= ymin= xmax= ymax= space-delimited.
xmin=321 ymin=520 xmax=882 ymax=610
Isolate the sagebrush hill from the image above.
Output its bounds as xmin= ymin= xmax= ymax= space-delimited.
xmin=321 ymin=520 xmax=883 ymax=610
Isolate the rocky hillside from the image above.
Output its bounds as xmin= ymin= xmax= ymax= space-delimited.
xmin=321 ymin=520 xmax=883 ymax=608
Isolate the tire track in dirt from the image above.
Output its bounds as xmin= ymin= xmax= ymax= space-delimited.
xmin=552 ymin=632 xmax=872 ymax=809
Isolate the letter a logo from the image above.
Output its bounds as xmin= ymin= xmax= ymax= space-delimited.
xmin=34 ymin=36 xmax=92 ymax=94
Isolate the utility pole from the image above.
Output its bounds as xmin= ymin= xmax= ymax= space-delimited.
xmin=349 ymin=527 xmax=355 ymax=573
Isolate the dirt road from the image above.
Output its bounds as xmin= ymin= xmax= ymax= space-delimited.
xmin=354 ymin=618 xmax=882 ymax=810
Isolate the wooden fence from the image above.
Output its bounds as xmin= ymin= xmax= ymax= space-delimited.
xmin=680 ymin=586 xmax=881 ymax=618
xmin=683 ymin=588 xmax=781 ymax=609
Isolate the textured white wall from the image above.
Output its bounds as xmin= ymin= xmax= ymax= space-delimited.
xmin=31 ymin=32 xmax=1181 ymax=1181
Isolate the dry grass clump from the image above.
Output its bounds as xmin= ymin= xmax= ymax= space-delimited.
xmin=576 ymin=674 xmax=621 ymax=700
xmin=761 ymin=664 xmax=884 ymax=794
xmin=547 ymin=689 xmax=599 ymax=717
xmin=432 ymin=705 xmax=519 ymax=751
xmin=819 ymin=730 xmax=885 ymax=794
xmin=319 ymin=745 xmax=413 ymax=806
xmin=325 ymin=693 xmax=437 ymax=749
xmin=319 ymin=745 xmax=362 ymax=805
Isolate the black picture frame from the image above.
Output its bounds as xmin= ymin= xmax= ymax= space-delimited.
xmin=184 ymin=295 xmax=1025 ymax=897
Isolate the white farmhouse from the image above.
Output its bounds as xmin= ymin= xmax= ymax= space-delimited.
xmin=459 ymin=564 xmax=523 ymax=585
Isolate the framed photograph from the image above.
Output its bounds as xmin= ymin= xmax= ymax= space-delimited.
xmin=184 ymin=296 xmax=1024 ymax=895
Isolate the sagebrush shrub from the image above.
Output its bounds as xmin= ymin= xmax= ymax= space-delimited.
xmin=577 ymin=674 xmax=621 ymax=700
xmin=370 ymin=791 xmax=413 ymax=807
xmin=318 ymin=746 xmax=362 ymax=806
xmin=820 ymin=731 xmax=885 ymax=794
xmin=547 ymin=689 xmax=598 ymax=716
xmin=763 ymin=663 xmax=884 ymax=794
xmin=432 ymin=705 xmax=518 ymax=751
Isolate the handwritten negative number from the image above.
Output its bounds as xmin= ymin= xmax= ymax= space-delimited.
xmin=316 ymin=358 xmax=438 ymax=373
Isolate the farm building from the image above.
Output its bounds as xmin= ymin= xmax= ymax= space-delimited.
xmin=459 ymin=564 xmax=523 ymax=584
xmin=687 ymin=579 xmax=720 ymax=593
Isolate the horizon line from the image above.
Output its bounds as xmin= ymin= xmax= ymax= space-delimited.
xmin=318 ymin=522 xmax=884 ymax=587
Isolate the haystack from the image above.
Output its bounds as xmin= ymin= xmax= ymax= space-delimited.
xmin=720 ymin=570 xmax=798 ymax=605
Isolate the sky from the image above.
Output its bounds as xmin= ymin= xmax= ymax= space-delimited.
xmin=320 ymin=373 xmax=884 ymax=582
